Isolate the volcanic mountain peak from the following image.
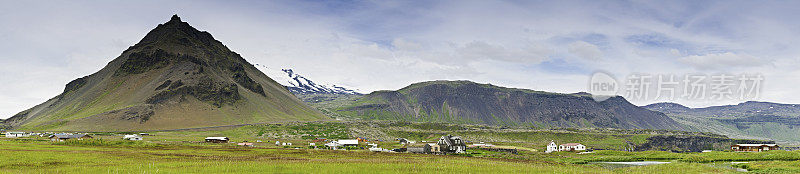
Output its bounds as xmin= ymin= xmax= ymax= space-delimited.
xmin=5 ymin=15 xmax=325 ymax=131
xmin=170 ymin=14 xmax=181 ymax=22
xmin=130 ymin=15 xmax=223 ymax=56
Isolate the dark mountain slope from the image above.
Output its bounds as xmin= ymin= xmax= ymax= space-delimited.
xmin=337 ymin=80 xmax=684 ymax=130
xmin=4 ymin=15 xmax=326 ymax=131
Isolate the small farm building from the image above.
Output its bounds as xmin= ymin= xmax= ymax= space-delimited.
xmin=205 ymin=137 xmax=229 ymax=143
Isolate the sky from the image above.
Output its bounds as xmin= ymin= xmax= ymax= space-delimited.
xmin=2 ymin=0 xmax=800 ymax=118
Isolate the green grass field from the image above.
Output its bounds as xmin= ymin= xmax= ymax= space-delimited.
xmin=0 ymin=139 xmax=610 ymax=173
xmin=733 ymin=161 xmax=800 ymax=173
xmin=3 ymin=138 xmax=798 ymax=173
xmin=3 ymin=121 xmax=799 ymax=173
xmin=0 ymin=138 xmax=765 ymax=174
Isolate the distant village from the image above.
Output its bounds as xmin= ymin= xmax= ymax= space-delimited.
xmin=3 ymin=130 xmax=788 ymax=155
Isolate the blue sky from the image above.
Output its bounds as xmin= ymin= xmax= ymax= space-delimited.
xmin=2 ymin=0 xmax=800 ymax=118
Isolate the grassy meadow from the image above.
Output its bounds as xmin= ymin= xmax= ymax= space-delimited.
xmin=3 ymin=121 xmax=800 ymax=173
xmin=0 ymin=139 xmax=607 ymax=173
xmin=6 ymin=138 xmax=796 ymax=173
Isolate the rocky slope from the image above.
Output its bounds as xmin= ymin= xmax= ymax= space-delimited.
xmin=4 ymin=15 xmax=326 ymax=131
xmin=644 ymin=101 xmax=800 ymax=143
xmin=336 ymin=80 xmax=684 ymax=130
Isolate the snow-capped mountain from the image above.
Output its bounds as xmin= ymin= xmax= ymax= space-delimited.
xmin=255 ymin=64 xmax=363 ymax=95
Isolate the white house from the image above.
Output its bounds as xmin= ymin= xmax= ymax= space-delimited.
xmin=546 ymin=141 xmax=559 ymax=153
xmin=437 ymin=135 xmax=466 ymax=153
xmin=123 ymin=134 xmax=142 ymax=141
xmin=204 ymin=137 xmax=229 ymax=143
xmin=547 ymin=141 xmax=587 ymax=152
xmin=368 ymin=143 xmax=388 ymax=152
xmin=325 ymin=141 xmax=343 ymax=150
xmin=559 ymin=143 xmax=586 ymax=152
xmin=338 ymin=139 xmax=359 ymax=146
xmin=4 ymin=132 xmax=28 ymax=138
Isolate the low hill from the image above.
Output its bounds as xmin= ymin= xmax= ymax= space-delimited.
xmin=644 ymin=101 xmax=800 ymax=143
xmin=335 ymin=80 xmax=684 ymax=130
xmin=3 ymin=15 xmax=326 ymax=132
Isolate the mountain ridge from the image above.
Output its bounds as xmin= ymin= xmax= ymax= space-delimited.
xmin=335 ymin=80 xmax=684 ymax=130
xmin=644 ymin=101 xmax=800 ymax=143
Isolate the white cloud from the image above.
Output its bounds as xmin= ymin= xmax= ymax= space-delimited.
xmin=567 ymin=41 xmax=602 ymax=61
xmin=678 ymin=52 xmax=768 ymax=69
xmin=456 ymin=41 xmax=552 ymax=64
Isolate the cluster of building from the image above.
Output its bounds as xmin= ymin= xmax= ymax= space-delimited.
xmin=4 ymin=132 xmax=29 ymax=138
xmin=2 ymin=131 xmax=95 ymax=141
xmin=406 ymin=135 xmax=467 ymax=154
xmin=324 ymin=139 xmax=359 ymax=150
xmin=2 ymin=131 xmax=153 ymax=142
xmin=312 ymin=135 xmax=469 ymax=154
